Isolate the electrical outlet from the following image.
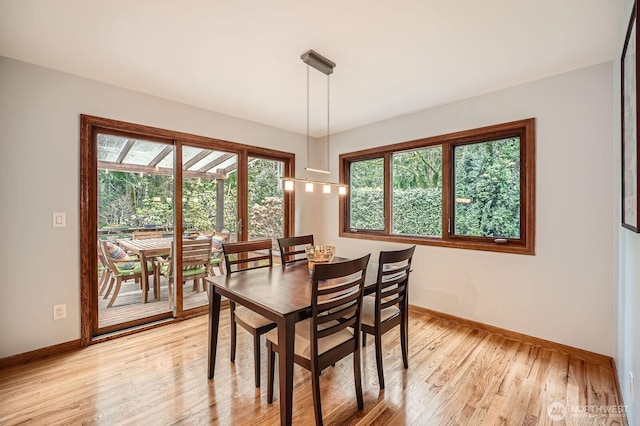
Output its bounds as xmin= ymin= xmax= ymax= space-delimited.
xmin=53 ymin=304 xmax=66 ymax=320
xmin=52 ymin=212 xmax=66 ymax=228
xmin=630 ymin=371 xmax=635 ymax=403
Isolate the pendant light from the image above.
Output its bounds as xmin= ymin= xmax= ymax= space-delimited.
xmin=282 ymin=50 xmax=348 ymax=195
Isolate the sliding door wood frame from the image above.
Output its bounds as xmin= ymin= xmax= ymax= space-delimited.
xmin=80 ymin=114 xmax=295 ymax=346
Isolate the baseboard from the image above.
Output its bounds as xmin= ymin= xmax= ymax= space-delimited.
xmin=1 ymin=300 xmax=231 ymax=370
xmin=409 ymin=305 xmax=613 ymax=368
xmin=0 ymin=339 xmax=82 ymax=370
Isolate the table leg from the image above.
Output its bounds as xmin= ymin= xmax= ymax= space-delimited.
xmin=277 ymin=315 xmax=295 ymax=426
xmin=208 ymin=283 xmax=221 ymax=379
xmin=140 ymin=251 xmax=149 ymax=303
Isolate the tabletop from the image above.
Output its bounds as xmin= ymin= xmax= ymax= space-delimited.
xmin=205 ymin=260 xmax=379 ymax=318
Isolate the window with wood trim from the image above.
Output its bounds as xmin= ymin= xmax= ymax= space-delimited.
xmin=339 ymin=118 xmax=535 ymax=255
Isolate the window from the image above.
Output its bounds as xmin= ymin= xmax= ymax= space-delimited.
xmin=349 ymin=157 xmax=384 ymax=231
xmin=339 ymin=118 xmax=535 ymax=254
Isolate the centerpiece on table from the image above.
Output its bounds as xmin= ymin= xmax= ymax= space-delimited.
xmin=305 ymin=245 xmax=335 ymax=273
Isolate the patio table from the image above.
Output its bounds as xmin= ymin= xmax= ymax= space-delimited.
xmin=118 ymin=237 xmax=172 ymax=302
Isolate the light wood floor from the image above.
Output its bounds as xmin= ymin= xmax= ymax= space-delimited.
xmin=0 ymin=310 xmax=626 ymax=425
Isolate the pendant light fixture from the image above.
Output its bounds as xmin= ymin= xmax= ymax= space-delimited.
xmin=282 ymin=49 xmax=348 ymax=196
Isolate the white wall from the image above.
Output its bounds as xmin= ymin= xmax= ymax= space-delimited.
xmin=616 ymin=1 xmax=640 ymax=423
xmin=0 ymin=56 xmax=321 ymax=358
xmin=0 ymin=54 xmax=620 ymax=368
xmin=323 ymin=62 xmax=615 ymax=357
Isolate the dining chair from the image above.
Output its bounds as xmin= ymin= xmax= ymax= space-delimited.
xmin=277 ymin=234 xmax=314 ymax=266
xmin=266 ymin=254 xmax=371 ymax=425
xmin=100 ymin=240 xmax=153 ymax=307
xmin=156 ymin=238 xmax=212 ymax=307
xmin=360 ymin=245 xmax=415 ymax=389
xmin=222 ymin=239 xmax=277 ymax=387
xmin=132 ymin=230 xmax=163 ymax=240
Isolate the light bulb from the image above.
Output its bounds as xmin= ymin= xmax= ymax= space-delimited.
xmin=323 ymin=184 xmax=331 ymax=194
xmin=305 ymin=182 xmax=314 ymax=192
xmin=338 ymin=186 xmax=347 ymax=195
xmin=284 ymin=180 xmax=294 ymax=191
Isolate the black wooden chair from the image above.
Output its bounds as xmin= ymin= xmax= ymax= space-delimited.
xmin=266 ymin=254 xmax=371 ymax=425
xmin=222 ymin=239 xmax=277 ymax=387
xmin=360 ymin=245 xmax=415 ymax=389
xmin=277 ymin=234 xmax=314 ymax=266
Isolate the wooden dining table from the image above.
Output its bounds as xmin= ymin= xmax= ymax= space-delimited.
xmin=118 ymin=237 xmax=173 ymax=303
xmin=206 ymin=259 xmax=381 ymax=426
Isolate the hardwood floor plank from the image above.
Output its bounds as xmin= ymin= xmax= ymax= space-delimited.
xmin=0 ymin=311 xmax=626 ymax=425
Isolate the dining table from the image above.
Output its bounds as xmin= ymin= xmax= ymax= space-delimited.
xmin=118 ymin=237 xmax=173 ymax=303
xmin=205 ymin=258 xmax=383 ymax=426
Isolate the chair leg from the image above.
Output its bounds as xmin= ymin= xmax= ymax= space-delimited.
xmin=103 ymin=276 xmax=115 ymax=299
xmin=107 ymin=277 xmax=123 ymax=308
xmin=98 ymin=270 xmax=108 ymax=295
xmin=254 ymin=332 xmax=261 ymax=388
xmin=267 ymin=341 xmax=275 ymax=403
xmin=311 ymin=366 xmax=323 ymax=426
xmin=400 ymin=315 xmax=409 ymax=369
xmin=362 ymin=331 xmax=367 ymax=347
xmin=154 ymin=268 xmax=160 ymax=300
xmin=354 ymin=346 xmax=364 ymax=409
xmin=167 ymin=277 xmax=172 ymax=307
xmin=375 ymin=333 xmax=385 ymax=389
xmin=230 ymin=303 xmax=237 ymax=362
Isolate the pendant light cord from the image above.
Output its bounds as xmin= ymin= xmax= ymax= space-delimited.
xmin=327 ymin=74 xmax=330 ymax=172
xmin=306 ymin=64 xmax=310 ymax=176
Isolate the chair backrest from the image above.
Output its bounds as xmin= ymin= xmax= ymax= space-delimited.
xmin=132 ymin=231 xmax=163 ymax=240
xmin=182 ymin=238 xmax=212 ymax=269
xmin=99 ymin=240 xmax=139 ymax=277
xmin=310 ymin=254 xmax=371 ymax=358
xmin=222 ymin=239 xmax=274 ymax=274
xmin=277 ymin=235 xmax=314 ymax=266
xmin=165 ymin=238 xmax=212 ymax=276
xmin=374 ymin=245 xmax=416 ymax=320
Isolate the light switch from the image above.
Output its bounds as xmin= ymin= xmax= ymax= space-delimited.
xmin=53 ymin=212 xmax=66 ymax=228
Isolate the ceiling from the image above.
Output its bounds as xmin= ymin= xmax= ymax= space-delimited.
xmin=0 ymin=1 xmax=623 ymax=137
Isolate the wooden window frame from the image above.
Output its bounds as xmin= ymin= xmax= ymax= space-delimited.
xmin=339 ymin=118 xmax=535 ymax=255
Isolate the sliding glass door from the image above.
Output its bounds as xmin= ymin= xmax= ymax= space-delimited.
xmin=96 ymin=133 xmax=174 ymax=333
xmin=180 ymin=145 xmax=238 ymax=312
xmin=81 ymin=115 xmax=294 ymax=343
xmin=247 ymin=156 xmax=286 ymax=249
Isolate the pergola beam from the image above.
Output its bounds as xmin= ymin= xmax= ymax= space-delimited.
xmin=98 ymin=161 xmax=227 ymax=180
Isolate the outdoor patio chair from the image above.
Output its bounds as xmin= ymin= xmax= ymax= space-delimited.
xmin=156 ymin=238 xmax=212 ymax=307
xmin=100 ymin=240 xmax=154 ymax=308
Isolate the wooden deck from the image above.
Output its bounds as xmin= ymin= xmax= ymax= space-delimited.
xmin=98 ymin=268 xmax=221 ymax=328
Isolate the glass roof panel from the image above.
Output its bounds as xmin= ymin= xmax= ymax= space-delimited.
xmin=189 ymin=151 xmax=231 ymax=172
xmin=181 ymin=146 xmax=203 ymax=165
xmin=157 ymin=151 xmax=174 ymax=169
xmin=218 ymin=157 xmax=238 ymax=172
xmin=123 ymin=139 xmax=167 ymax=166
xmin=97 ymin=134 xmax=127 ymax=162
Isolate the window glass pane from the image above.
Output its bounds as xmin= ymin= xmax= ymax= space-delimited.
xmin=350 ymin=158 xmax=384 ymax=230
xmin=182 ymin=148 xmax=238 ymax=237
xmin=454 ymin=137 xmax=521 ymax=238
xmin=392 ymin=146 xmax=442 ymax=237
xmin=248 ymin=157 xmax=284 ymax=248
